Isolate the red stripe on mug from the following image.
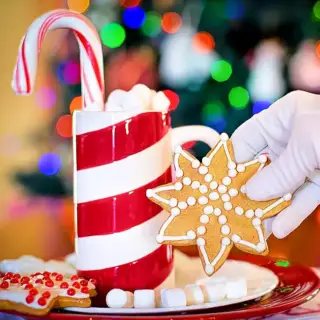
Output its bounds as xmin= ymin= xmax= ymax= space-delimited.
xmin=77 ymin=166 xmax=172 ymax=237
xmin=76 ymin=112 xmax=171 ymax=170
xmin=78 ymin=244 xmax=173 ymax=306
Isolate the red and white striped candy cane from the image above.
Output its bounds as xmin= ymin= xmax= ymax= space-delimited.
xmin=12 ymin=9 xmax=104 ymax=110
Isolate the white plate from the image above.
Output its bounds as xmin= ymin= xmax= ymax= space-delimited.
xmin=66 ymin=258 xmax=278 ymax=315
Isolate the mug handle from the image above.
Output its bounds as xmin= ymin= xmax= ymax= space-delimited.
xmin=171 ymin=125 xmax=220 ymax=151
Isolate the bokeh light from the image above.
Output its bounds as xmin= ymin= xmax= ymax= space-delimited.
xmin=226 ymin=0 xmax=245 ymax=19
xmin=201 ymin=101 xmax=226 ymax=132
xmin=252 ymin=101 xmax=271 ymax=114
xmin=56 ymin=61 xmax=81 ymax=85
xmin=161 ymin=12 xmax=182 ymax=34
xmin=56 ymin=115 xmax=73 ymax=138
xmin=192 ymin=32 xmax=215 ymax=54
xmin=163 ymin=89 xmax=180 ymax=110
xmin=70 ymin=96 xmax=83 ymax=113
xmin=142 ymin=11 xmax=162 ymax=37
xmin=211 ymin=60 xmax=232 ymax=82
xmin=121 ymin=0 xmax=141 ymax=7
xmin=35 ymin=87 xmax=56 ymax=109
xmin=67 ymin=0 xmax=90 ymax=13
xmin=313 ymin=1 xmax=320 ymax=20
xmin=228 ymin=86 xmax=250 ymax=109
xmin=316 ymin=41 xmax=320 ymax=58
xmin=100 ymin=23 xmax=126 ymax=48
xmin=38 ymin=153 xmax=62 ymax=176
xmin=123 ymin=6 xmax=146 ymax=29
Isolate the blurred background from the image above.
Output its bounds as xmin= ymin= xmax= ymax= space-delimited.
xmin=1 ymin=0 xmax=320 ymax=264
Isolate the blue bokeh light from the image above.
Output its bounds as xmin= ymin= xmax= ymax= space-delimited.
xmin=252 ymin=101 xmax=271 ymax=115
xmin=38 ymin=153 xmax=62 ymax=176
xmin=226 ymin=0 xmax=245 ymax=19
xmin=205 ymin=116 xmax=227 ymax=133
xmin=123 ymin=6 xmax=146 ymax=29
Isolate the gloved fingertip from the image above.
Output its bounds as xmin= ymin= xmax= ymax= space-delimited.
xmin=245 ymin=177 xmax=270 ymax=201
xmin=272 ymin=225 xmax=288 ymax=239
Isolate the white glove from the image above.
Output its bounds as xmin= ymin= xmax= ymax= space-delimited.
xmin=231 ymin=90 xmax=320 ymax=239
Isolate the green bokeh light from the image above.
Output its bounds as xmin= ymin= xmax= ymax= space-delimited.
xmin=228 ymin=86 xmax=249 ymax=109
xmin=275 ymin=260 xmax=290 ymax=267
xmin=211 ymin=60 xmax=232 ymax=82
xmin=201 ymin=101 xmax=225 ymax=121
xmin=313 ymin=1 xmax=320 ymax=20
xmin=100 ymin=23 xmax=126 ymax=49
xmin=142 ymin=11 xmax=161 ymax=37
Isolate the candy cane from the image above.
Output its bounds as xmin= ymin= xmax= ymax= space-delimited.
xmin=12 ymin=9 xmax=105 ymax=110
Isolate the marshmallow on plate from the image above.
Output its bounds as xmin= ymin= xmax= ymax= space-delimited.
xmin=200 ymin=282 xmax=226 ymax=302
xmin=160 ymin=288 xmax=187 ymax=308
xmin=184 ymin=284 xmax=204 ymax=305
xmin=134 ymin=290 xmax=155 ymax=308
xmin=225 ymin=278 xmax=247 ymax=299
xmin=106 ymin=289 xmax=134 ymax=308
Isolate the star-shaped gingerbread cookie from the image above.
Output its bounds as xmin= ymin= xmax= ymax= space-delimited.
xmin=146 ymin=133 xmax=292 ymax=276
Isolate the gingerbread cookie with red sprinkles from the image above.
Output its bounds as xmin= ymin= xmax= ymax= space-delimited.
xmin=0 ymin=271 xmax=96 ymax=316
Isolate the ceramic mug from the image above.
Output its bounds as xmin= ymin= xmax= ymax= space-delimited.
xmin=73 ymin=110 xmax=219 ymax=304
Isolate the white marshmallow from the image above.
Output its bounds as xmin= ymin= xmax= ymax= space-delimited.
xmin=106 ymin=89 xmax=126 ymax=108
xmin=184 ymin=284 xmax=204 ymax=305
xmin=225 ymin=278 xmax=247 ymax=299
xmin=152 ymin=91 xmax=170 ymax=112
xmin=106 ymin=289 xmax=134 ymax=308
xmin=200 ymin=283 xmax=226 ymax=302
xmin=131 ymin=84 xmax=152 ymax=106
xmin=134 ymin=290 xmax=155 ymax=308
xmin=160 ymin=288 xmax=187 ymax=308
xmin=122 ymin=90 xmax=148 ymax=111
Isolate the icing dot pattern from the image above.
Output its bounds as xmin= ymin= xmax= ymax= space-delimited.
xmin=148 ymin=133 xmax=292 ymax=276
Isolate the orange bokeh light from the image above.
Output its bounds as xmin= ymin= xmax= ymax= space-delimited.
xmin=192 ymin=32 xmax=215 ymax=54
xmin=69 ymin=96 xmax=83 ymax=113
xmin=56 ymin=115 xmax=72 ymax=138
xmin=121 ymin=0 xmax=141 ymax=8
xmin=316 ymin=41 xmax=320 ymax=58
xmin=161 ymin=12 xmax=182 ymax=34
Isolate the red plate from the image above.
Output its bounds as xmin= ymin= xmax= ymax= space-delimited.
xmin=3 ymin=255 xmax=320 ymax=320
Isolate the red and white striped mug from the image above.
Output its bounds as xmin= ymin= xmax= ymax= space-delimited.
xmin=73 ymin=110 xmax=219 ymax=304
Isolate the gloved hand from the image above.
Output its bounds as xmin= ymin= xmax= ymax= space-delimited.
xmin=231 ymin=90 xmax=320 ymax=239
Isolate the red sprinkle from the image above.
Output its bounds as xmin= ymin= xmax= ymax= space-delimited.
xmin=72 ymin=282 xmax=80 ymax=289
xmin=29 ymin=288 xmax=38 ymax=296
xmin=55 ymin=274 xmax=63 ymax=281
xmin=10 ymin=278 xmax=19 ymax=284
xmin=70 ymin=275 xmax=79 ymax=281
xmin=6 ymin=272 xmax=13 ymax=278
xmin=80 ymin=280 xmax=88 ymax=287
xmin=20 ymin=276 xmax=30 ymax=284
xmin=60 ymin=282 xmax=69 ymax=289
xmin=45 ymin=280 xmax=54 ymax=288
xmin=89 ymin=278 xmax=97 ymax=285
xmin=34 ymin=272 xmax=41 ymax=276
xmin=26 ymin=295 xmax=34 ymax=304
xmin=52 ymin=272 xmax=58 ymax=276
xmin=24 ymin=283 xmax=33 ymax=290
xmin=13 ymin=273 xmax=21 ymax=279
xmin=81 ymin=287 xmax=89 ymax=294
xmin=43 ymin=271 xmax=50 ymax=277
xmin=67 ymin=288 xmax=76 ymax=296
xmin=0 ymin=281 xmax=9 ymax=289
xmin=42 ymin=291 xmax=51 ymax=299
xmin=38 ymin=297 xmax=47 ymax=306
xmin=35 ymin=279 xmax=43 ymax=284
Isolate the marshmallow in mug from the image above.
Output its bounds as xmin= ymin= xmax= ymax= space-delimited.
xmin=106 ymin=84 xmax=170 ymax=112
